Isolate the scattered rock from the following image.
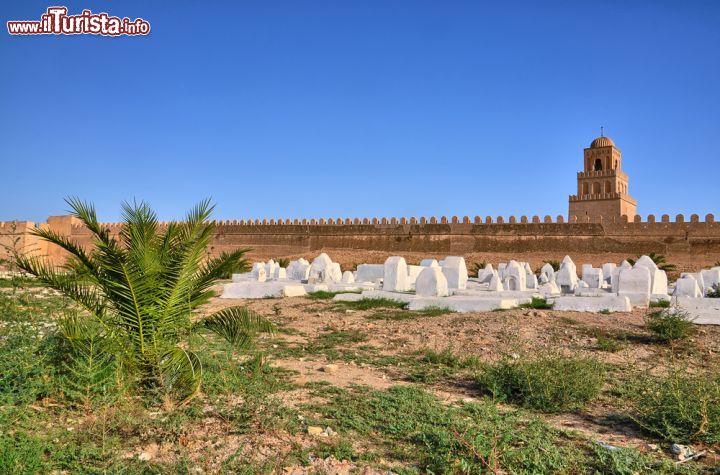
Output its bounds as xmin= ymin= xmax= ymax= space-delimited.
xmin=138 ymin=452 xmax=153 ymax=461
xmin=321 ymin=364 xmax=339 ymax=373
xmin=670 ymin=443 xmax=695 ymax=461
xmin=307 ymin=426 xmax=324 ymax=435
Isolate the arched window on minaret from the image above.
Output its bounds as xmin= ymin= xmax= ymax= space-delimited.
xmin=604 ymin=181 xmax=611 ymax=193
xmin=582 ymin=183 xmax=589 ymax=195
xmin=594 ymin=159 xmax=602 ymax=171
xmin=592 ymin=182 xmax=600 ymax=194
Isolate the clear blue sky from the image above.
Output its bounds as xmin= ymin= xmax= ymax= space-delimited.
xmin=1 ymin=1 xmax=718 ymax=223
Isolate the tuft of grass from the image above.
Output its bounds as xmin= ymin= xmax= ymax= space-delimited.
xmin=415 ymin=305 xmax=454 ymax=317
xmin=315 ymin=329 xmax=369 ymax=347
xmin=545 ymin=260 xmax=561 ymax=272
xmin=591 ymin=443 xmax=693 ymax=475
xmin=274 ymin=257 xmax=291 ymax=268
xmin=477 ymin=354 xmax=605 ymax=412
xmin=335 ymin=297 xmax=407 ymax=310
xmin=646 ymin=307 xmax=695 ymax=343
xmin=595 ymin=331 xmax=624 ymax=352
xmin=629 ymin=370 xmax=720 ymax=444
xmin=518 ymin=297 xmax=553 ymax=310
xmin=308 ymin=385 xmax=590 ymax=473
xmin=307 ymin=290 xmax=361 ymax=300
xmin=650 ymin=299 xmax=672 ymax=308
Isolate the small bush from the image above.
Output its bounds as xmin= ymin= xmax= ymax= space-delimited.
xmin=645 ymin=307 xmax=695 ymax=343
xmin=595 ymin=332 xmax=623 ymax=352
xmin=591 ymin=444 xmax=691 ymax=475
xmin=630 ymin=370 xmax=720 ymax=444
xmin=650 ymin=299 xmax=671 ymax=308
xmin=336 ymin=297 xmax=407 ymax=310
xmin=518 ymin=297 xmax=553 ymax=310
xmin=545 ymin=260 xmax=561 ymax=272
xmin=477 ymin=355 xmax=605 ymax=412
xmin=274 ymin=257 xmax=291 ymax=268
xmin=416 ymin=305 xmax=454 ymax=316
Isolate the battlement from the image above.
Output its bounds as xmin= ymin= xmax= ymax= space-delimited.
xmin=2 ymin=213 xmax=718 ymax=268
xmin=577 ymin=169 xmax=628 ymax=180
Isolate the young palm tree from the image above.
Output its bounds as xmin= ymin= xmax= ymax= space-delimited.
xmin=627 ymin=252 xmax=676 ymax=272
xmin=17 ymin=198 xmax=273 ymax=402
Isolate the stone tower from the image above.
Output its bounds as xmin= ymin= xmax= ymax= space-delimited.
xmin=568 ymin=134 xmax=637 ymax=220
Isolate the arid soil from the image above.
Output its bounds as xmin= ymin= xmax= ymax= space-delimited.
xmin=197 ymin=293 xmax=720 ymax=471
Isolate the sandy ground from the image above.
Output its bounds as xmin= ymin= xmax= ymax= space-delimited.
xmin=199 ymin=293 xmax=720 ymax=469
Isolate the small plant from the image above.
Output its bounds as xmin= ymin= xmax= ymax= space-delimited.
xmin=645 ymin=306 xmax=695 ymax=343
xmin=217 ymin=249 xmax=251 ymax=279
xmin=627 ymin=252 xmax=676 ymax=272
xmin=629 ymin=369 xmax=720 ymax=444
xmin=274 ymin=257 xmax=291 ymax=268
xmin=477 ymin=354 xmax=605 ymax=412
xmin=416 ymin=305 xmax=454 ymax=317
xmin=518 ymin=297 xmax=553 ymax=310
xmin=650 ymin=299 xmax=671 ymax=308
xmin=336 ymin=297 xmax=407 ymax=310
xmin=594 ymin=331 xmax=623 ymax=352
xmin=17 ymin=198 xmax=274 ymax=403
xmin=471 ymin=261 xmax=487 ymax=278
xmin=545 ymin=260 xmax=561 ymax=272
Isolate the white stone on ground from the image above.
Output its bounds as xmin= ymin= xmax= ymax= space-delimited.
xmin=616 ymin=266 xmax=651 ymax=307
xmin=477 ymin=263 xmax=495 ymax=283
xmin=383 ymin=256 xmax=410 ymax=292
xmin=415 ymin=267 xmax=449 ymax=297
xmin=582 ymin=267 xmax=604 ymax=289
xmin=407 ymin=265 xmax=424 ymax=286
xmin=441 ymin=256 xmax=468 ymax=290
xmin=674 ymin=297 xmax=720 ymax=325
xmin=503 ymin=260 xmax=527 ymax=291
xmin=251 ymin=263 xmax=267 ymax=282
xmin=341 ymin=271 xmax=355 ymax=284
xmin=488 ymin=270 xmax=504 ymax=292
xmin=274 ymin=267 xmax=287 ymax=279
xmin=420 ymin=259 xmax=439 ymax=267
xmin=556 ymin=256 xmax=578 ymax=293
xmin=553 ymin=296 xmax=632 ymax=313
xmin=355 ymin=264 xmax=384 ymax=283
xmin=602 ymin=263 xmax=616 ymax=284
xmin=540 ymin=263 xmax=555 ymax=284
xmin=287 ymin=259 xmax=311 ymax=281
xmin=221 ymin=281 xmax=306 ymax=299
xmin=674 ymin=275 xmax=703 ymax=298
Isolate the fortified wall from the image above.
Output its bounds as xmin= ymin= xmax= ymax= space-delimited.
xmin=2 ymin=213 xmax=719 ymax=267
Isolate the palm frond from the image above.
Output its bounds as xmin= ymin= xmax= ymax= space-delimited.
xmin=159 ymin=346 xmax=202 ymax=402
xmin=202 ymin=306 xmax=274 ymax=350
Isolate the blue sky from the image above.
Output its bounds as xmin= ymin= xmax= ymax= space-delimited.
xmin=1 ymin=1 xmax=719 ymax=223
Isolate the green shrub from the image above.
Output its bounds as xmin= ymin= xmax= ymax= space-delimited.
xmin=630 ymin=370 xmax=720 ymax=444
xmin=595 ymin=332 xmax=623 ymax=352
xmin=650 ymin=299 xmax=671 ymax=308
xmin=591 ymin=444 xmax=693 ymax=475
xmin=336 ymin=297 xmax=407 ymax=310
xmin=518 ymin=297 xmax=553 ymax=310
xmin=477 ymin=355 xmax=605 ymax=412
xmin=313 ymin=385 xmax=586 ymax=473
xmin=307 ymin=290 xmax=360 ymax=300
xmin=274 ymin=257 xmax=291 ymax=268
xmin=545 ymin=260 xmax=561 ymax=272
xmin=645 ymin=307 xmax=695 ymax=343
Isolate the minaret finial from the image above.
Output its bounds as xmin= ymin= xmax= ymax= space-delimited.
xmin=600 ymin=126 xmax=604 ymax=137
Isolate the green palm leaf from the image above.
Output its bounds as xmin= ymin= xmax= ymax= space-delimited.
xmin=202 ymin=307 xmax=274 ymax=350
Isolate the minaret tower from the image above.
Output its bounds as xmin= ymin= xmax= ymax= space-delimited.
xmin=568 ymin=131 xmax=637 ymax=220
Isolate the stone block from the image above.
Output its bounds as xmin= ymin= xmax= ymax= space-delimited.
xmin=415 ymin=267 xmax=449 ymax=297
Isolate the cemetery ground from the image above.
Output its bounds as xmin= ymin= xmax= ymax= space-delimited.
xmin=2 ymin=279 xmax=720 ymax=474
